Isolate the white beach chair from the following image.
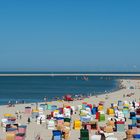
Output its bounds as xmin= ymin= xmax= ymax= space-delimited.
xmin=91 ymin=135 xmax=101 ymax=140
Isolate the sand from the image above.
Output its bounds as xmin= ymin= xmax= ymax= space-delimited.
xmin=0 ymin=79 xmax=140 ymax=140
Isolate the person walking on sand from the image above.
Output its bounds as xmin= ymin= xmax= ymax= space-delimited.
xmin=40 ymin=117 xmax=42 ymax=124
xmin=28 ymin=117 xmax=30 ymax=124
xmin=19 ymin=114 xmax=22 ymax=120
xmin=16 ymin=114 xmax=18 ymax=119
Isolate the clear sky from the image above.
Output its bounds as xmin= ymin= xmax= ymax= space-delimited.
xmin=0 ymin=0 xmax=140 ymax=71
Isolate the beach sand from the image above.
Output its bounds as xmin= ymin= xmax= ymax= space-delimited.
xmin=0 ymin=79 xmax=140 ymax=140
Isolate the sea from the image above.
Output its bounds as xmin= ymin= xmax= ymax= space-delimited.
xmin=0 ymin=71 xmax=140 ymax=105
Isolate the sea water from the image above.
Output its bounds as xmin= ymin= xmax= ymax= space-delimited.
xmin=0 ymin=71 xmax=139 ymax=105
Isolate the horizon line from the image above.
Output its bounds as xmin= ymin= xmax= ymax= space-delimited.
xmin=0 ymin=73 xmax=140 ymax=77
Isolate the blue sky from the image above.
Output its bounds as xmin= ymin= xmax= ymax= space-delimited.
xmin=0 ymin=0 xmax=140 ymax=71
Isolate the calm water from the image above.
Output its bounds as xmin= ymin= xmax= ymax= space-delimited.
xmin=0 ymin=71 xmax=140 ymax=105
xmin=0 ymin=74 xmax=120 ymax=105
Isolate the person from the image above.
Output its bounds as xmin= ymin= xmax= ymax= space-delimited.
xmin=22 ymin=100 xmax=25 ymax=104
xmin=28 ymin=117 xmax=31 ymax=124
xmin=8 ymin=100 xmax=11 ymax=104
xmin=114 ymin=119 xmax=117 ymax=131
xmin=16 ymin=114 xmax=18 ymax=119
xmin=36 ymin=115 xmax=38 ymax=122
xmin=71 ymin=109 xmax=73 ymax=115
xmin=132 ymin=101 xmax=135 ymax=108
xmin=44 ymin=96 xmax=47 ymax=102
xmin=124 ymin=116 xmax=127 ymax=122
xmin=40 ymin=117 xmax=42 ymax=124
xmin=19 ymin=114 xmax=22 ymax=120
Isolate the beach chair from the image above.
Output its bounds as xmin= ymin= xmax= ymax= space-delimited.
xmin=56 ymin=124 xmax=64 ymax=131
xmin=123 ymin=107 xmax=129 ymax=115
xmin=39 ymin=104 xmax=46 ymax=111
xmin=82 ymin=102 xmax=87 ymax=109
xmin=64 ymin=122 xmax=70 ymax=127
xmin=57 ymin=118 xmax=64 ymax=125
xmin=78 ymin=105 xmax=82 ymax=111
xmin=64 ymin=118 xmax=71 ymax=123
xmin=128 ymin=124 xmax=137 ymax=134
xmin=80 ymin=110 xmax=88 ymax=116
xmin=91 ymin=135 xmax=101 ymax=140
xmin=80 ymin=115 xmax=91 ymax=123
xmin=85 ymin=107 xmax=91 ymax=115
xmin=63 ymin=128 xmax=70 ymax=139
xmin=118 ymin=101 xmax=123 ymax=106
xmin=107 ymin=120 xmax=115 ymax=127
xmin=47 ymin=120 xmax=55 ymax=130
xmin=107 ymin=108 xmax=115 ymax=116
xmin=53 ymin=110 xmax=59 ymax=118
xmin=15 ymin=133 xmax=25 ymax=140
xmin=132 ymin=117 xmax=137 ymax=125
xmin=6 ymin=128 xmax=18 ymax=134
xmin=46 ymin=103 xmax=52 ymax=110
xmin=51 ymin=105 xmax=58 ymax=111
xmin=52 ymin=130 xmax=62 ymax=140
xmin=91 ymin=107 xmax=97 ymax=115
xmin=64 ymin=108 xmax=71 ymax=118
xmin=32 ymin=110 xmax=39 ymax=119
xmin=104 ymin=125 xmax=113 ymax=133
xmin=99 ymin=113 xmax=105 ymax=122
xmin=80 ymin=129 xmax=89 ymax=140
xmin=137 ymin=118 xmax=140 ymax=128
xmin=73 ymin=120 xmax=81 ymax=130
xmin=25 ymin=107 xmax=32 ymax=114
xmin=133 ymin=134 xmax=140 ymax=140
xmin=116 ymin=121 xmax=125 ymax=132
xmin=136 ymin=108 xmax=140 ymax=115
xmin=82 ymin=121 xmax=97 ymax=131
xmin=18 ymin=125 xmax=27 ymax=134
xmin=91 ymin=121 xmax=98 ymax=130
xmin=96 ymin=112 xmax=100 ymax=120
xmin=126 ymin=129 xmax=134 ymax=139
xmin=6 ymin=133 xmax=15 ymax=140
xmin=98 ymin=105 xmax=103 ymax=111
xmin=130 ymin=112 xmax=136 ymax=119
xmin=58 ymin=107 xmax=64 ymax=114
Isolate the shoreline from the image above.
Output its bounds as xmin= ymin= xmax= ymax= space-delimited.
xmin=0 ymin=79 xmax=121 ymax=106
xmin=0 ymin=79 xmax=140 ymax=140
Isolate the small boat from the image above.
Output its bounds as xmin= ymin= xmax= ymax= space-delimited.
xmin=83 ymin=76 xmax=89 ymax=81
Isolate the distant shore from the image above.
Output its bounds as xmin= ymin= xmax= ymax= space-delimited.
xmin=1 ymin=73 xmax=140 ymax=76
